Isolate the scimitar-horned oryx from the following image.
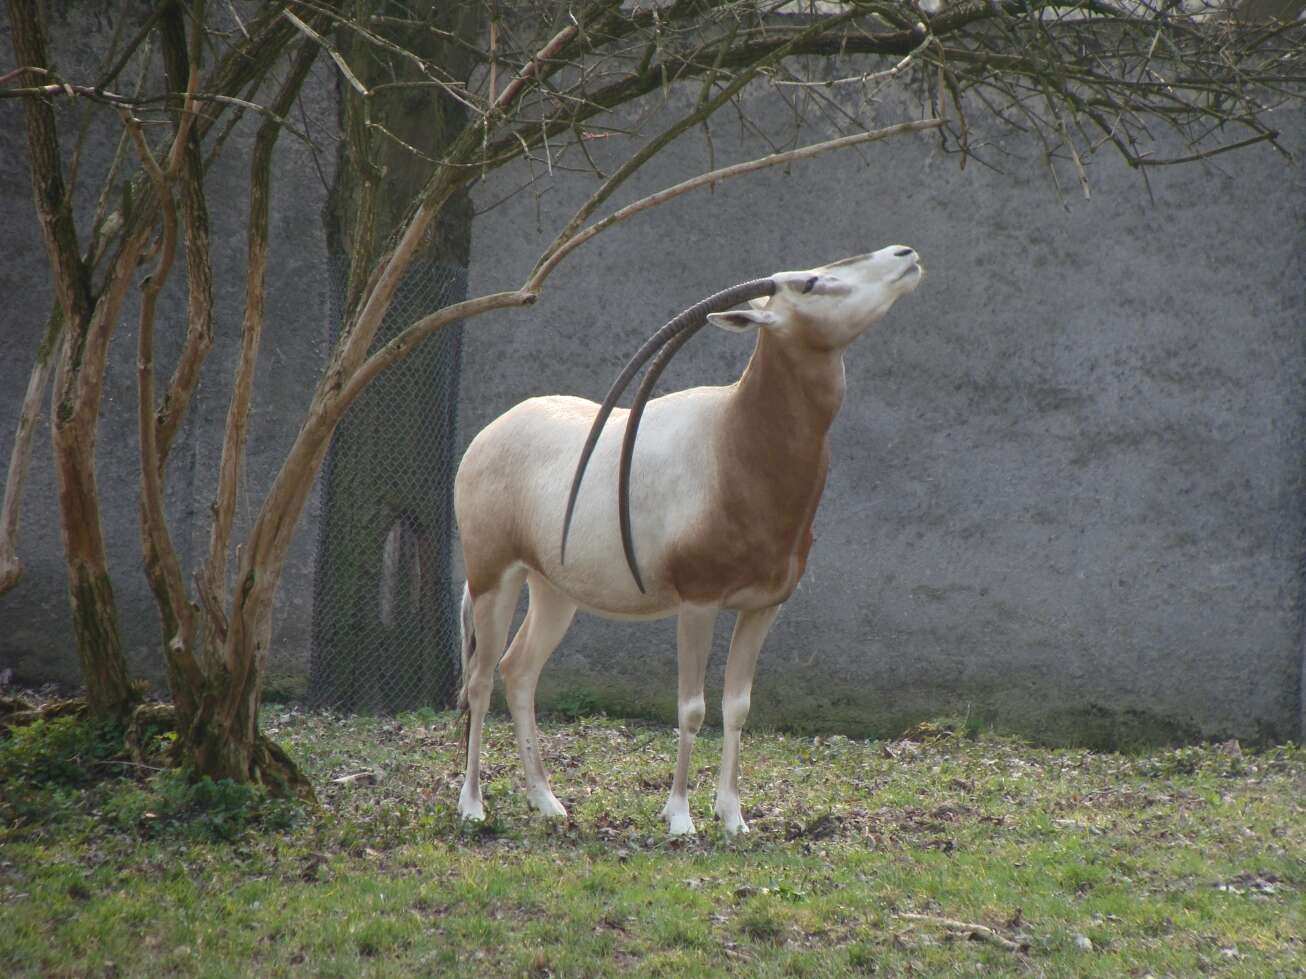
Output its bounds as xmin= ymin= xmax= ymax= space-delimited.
xmin=453 ymin=244 xmax=924 ymax=835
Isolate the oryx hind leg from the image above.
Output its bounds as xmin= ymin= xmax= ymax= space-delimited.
xmin=458 ymin=566 xmax=526 ymax=822
xmin=499 ymin=572 xmax=576 ymax=819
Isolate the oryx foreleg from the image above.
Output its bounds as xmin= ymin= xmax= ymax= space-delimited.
xmin=661 ymin=605 xmax=717 ymax=835
xmin=715 ymin=605 xmax=779 ymax=835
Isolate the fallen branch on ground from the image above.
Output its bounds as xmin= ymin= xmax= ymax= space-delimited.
xmin=896 ymin=913 xmax=1029 ymax=953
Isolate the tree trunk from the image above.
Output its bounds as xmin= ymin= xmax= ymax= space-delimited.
xmin=188 ymin=674 xmax=314 ymax=798
xmin=309 ymin=1 xmax=481 ymax=712
xmin=54 ymin=424 xmax=135 ymax=720
xmin=8 ymin=0 xmax=136 ymax=720
xmin=174 ymin=32 xmax=325 ymax=787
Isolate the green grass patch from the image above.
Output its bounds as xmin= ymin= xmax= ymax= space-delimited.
xmin=1 ymin=709 xmax=1302 ymax=977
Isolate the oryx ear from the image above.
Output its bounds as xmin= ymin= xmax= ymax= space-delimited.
xmin=707 ymin=308 xmax=779 ymax=332
xmin=775 ymin=271 xmax=852 ymax=297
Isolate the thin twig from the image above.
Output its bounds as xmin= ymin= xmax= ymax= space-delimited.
xmin=529 ymin=119 xmax=942 ymax=292
xmin=492 ymin=23 xmax=578 ymax=113
xmin=92 ymin=759 xmax=168 ymax=772
xmin=185 ymin=92 xmax=317 ymax=146
xmin=225 ymin=0 xmax=249 ymax=40
xmin=1132 ymin=129 xmax=1282 ymax=166
xmin=92 ymin=0 xmax=172 ymax=92
xmin=0 ymin=65 xmax=49 ymax=86
xmin=289 ymin=0 xmax=483 ymax=115
xmin=0 ymin=81 xmax=139 ymax=103
xmin=773 ymin=31 xmax=931 ymax=88
xmin=283 ymin=8 xmax=369 ymax=97
xmin=368 ymin=119 xmax=440 ymax=163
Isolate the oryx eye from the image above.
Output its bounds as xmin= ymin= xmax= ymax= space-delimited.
xmin=801 ymin=275 xmax=819 ymax=294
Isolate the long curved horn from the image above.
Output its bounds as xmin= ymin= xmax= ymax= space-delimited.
xmin=615 ymin=322 xmax=699 ymax=592
xmin=558 ymin=321 xmax=695 ymax=564
xmin=560 ymin=277 xmax=777 ymax=575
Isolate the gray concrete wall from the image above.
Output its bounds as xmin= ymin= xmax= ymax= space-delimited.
xmin=458 ymin=91 xmax=1306 ymax=746
xmin=2 ymin=9 xmax=1303 ymax=744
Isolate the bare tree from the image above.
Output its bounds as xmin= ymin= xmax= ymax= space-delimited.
xmin=2 ymin=0 xmax=1302 ymax=788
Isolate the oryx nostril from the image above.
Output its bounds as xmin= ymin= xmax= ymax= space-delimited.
xmin=894 ymin=248 xmax=914 ymax=257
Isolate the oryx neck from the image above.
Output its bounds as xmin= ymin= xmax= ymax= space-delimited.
xmin=730 ymin=327 xmax=845 ymax=435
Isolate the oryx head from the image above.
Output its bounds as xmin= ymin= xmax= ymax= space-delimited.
xmin=706 ymin=245 xmax=923 ymax=350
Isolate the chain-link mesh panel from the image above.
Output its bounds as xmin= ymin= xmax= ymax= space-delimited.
xmin=307 ymin=259 xmax=467 ymax=713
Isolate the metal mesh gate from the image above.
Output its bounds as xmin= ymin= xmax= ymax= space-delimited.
xmin=307 ymin=259 xmax=467 ymax=713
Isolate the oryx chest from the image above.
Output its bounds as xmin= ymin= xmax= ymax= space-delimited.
xmin=665 ymin=438 xmax=830 ymax=609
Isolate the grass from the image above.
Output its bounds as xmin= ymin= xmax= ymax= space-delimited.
xmin=1 ymin=708 xmax=1303 ymax=977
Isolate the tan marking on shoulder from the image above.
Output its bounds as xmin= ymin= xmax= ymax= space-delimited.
xmin=665 ymin=325 xmax=842 ymax=607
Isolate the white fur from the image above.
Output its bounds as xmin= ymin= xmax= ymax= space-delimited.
xmin=454 ymin=245 xmax=923 ymax=833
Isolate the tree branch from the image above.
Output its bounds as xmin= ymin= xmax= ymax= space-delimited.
xmin=93 ymin=0 xmax=175 ymax=93
xmin=284 ymin=7 xmax=369 ymax=97
xmin=5 ymin=0 xmax=93 ymax=329
xmin=155 ymin=5 xmax=216 ymax=470
xmin=201 ymin=38 xmax=321 ymax=671
xmin=528 ymin=119 xmax=943 ymax=293
xmin=1130 ymin=129 xmax=1284 ymax=166
xmin=0 ymin=310 xmax=62 ymax=595
xmin=352 ymin=116 xmax=942 ymax=422
xmin=530 ymin=6 xmax=865 ymax=286
xmin=122 ymin=76 xmax=206 ymax=713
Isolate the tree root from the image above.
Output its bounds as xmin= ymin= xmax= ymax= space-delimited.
xmin=124 ymin=704 xmax=316 ymax=802
xmin=1 ymin=696 xmax=315 ymax=803
xmin=125 ymin=701 xmax=180 ymax=765
xmin=251 ymin=734 xmax=317 ymax=804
